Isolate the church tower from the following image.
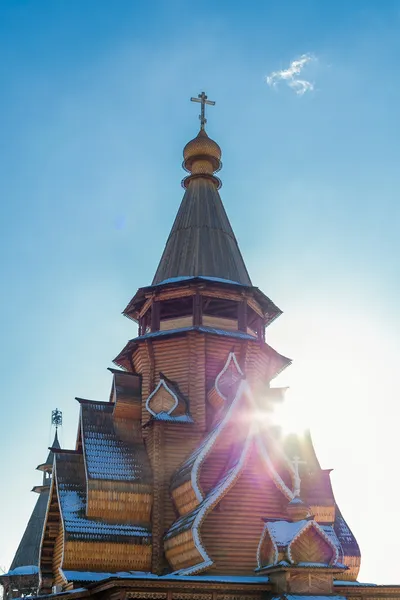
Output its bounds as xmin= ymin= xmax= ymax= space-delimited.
xmin=7 ymin=93 xmax=398 ymax=600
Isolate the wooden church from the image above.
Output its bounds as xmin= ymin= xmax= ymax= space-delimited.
xmin=2 ymin=93 xmax=399 ymax=600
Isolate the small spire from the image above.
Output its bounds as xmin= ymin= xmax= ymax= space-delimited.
xmin=190 ymin=91 xmax=215 ymax=130
xmin=52 ymin=428 xmax=61 ymax=450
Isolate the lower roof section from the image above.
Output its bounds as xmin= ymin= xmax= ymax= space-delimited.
xmin=64 ymin=571 xmax=271 ymax=584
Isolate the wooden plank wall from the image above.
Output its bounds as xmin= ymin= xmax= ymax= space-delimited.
xmin=52 ymin=524 xmax=64 ymax=587
xmin=162 ymin=424 xmax=203 ymax=530
xmin=63 ymin=540 xmax=152 ymax=572
xmin=200 ymin=444 xmax=288 ymax=575
xmin=199 ymin=415 xmax=245 ymax=497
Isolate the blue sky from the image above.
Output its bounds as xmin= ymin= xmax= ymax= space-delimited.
xmin=1 ymin=0 xmax=399 ymax=585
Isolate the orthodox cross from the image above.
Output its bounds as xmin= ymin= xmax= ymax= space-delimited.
xmin=51 ymin=408 xmax=63 ymax=430
xmin=190 ymin=91 xmax=215 ymax=130
xmin=291 ymin=455 xmax=307 ymax=498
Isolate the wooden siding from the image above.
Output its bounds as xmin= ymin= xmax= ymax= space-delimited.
xmin=200 ymin=444 xmax=288 ymax=575
xmin=309 ymin=504 xmax=335 ymax=523
xmin=290 ymin=527 xmax=334 ymax=564
xmin=285 ymin=571 xmax=334 ymax=594
xmin=199 ymin=414 xmax=244 ymax=497
xmin=162 ymin=424 xmax=203 ymax=531
xmin=164 ymin=530 xmax=202 ymax=571
xmin=205 ymin=337 xmax=244 ymax=393
xmin=202 ymin=315 xmax=238 ymax=331
xmin=148 ymin=385 xmax=178 ymax=415
xmin=160 ymin=316 xmax=193 ymax=331
xmin=187 ymin=332 xmax=206 ymax=429
xmin=171 ymin=480 xmax=198 ymax=516
xmin=40 ymin=478 xmax=61 ymax=592
xmin=63 ymin=540 xmax=152 ymax=572
xmin=52 ymin=523 xmax=65 ymax=587
xmin=146 ymin=423 xmax=165 ymax=574
xmin=86 ymin=488 xmax=152 ymax=523
xmin=258 ymin=533 xmax=275 ymax=567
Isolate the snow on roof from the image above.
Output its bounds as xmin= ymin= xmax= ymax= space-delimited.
xmin=272 ymin=596 xmax=346 ymax=600
xmin=56 ymin=453 xmax=151 ymax=543
xmin=3 ymin=565 xmax=39 ymax=576
xmin=59 ymin=488 xmax=151 ymax=541
xmin=81 ymin=403 xmax=152 ymax=483
xmin=136 ymin=326 xmax=256 ymax=342
xmin=266 ymin=520 xmax=307 ymax=546
xmin=150 ymin=411 xmax=193 ymax=423
xmin=63 ymin=570 xmax=270 ymax=584
xmin=334 ymin=581 xmax=377 ymax=587
xmin=154 ymin=276 xmax=245 ymax=287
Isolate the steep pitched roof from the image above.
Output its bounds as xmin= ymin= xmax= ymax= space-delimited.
xmin=37 ymin=430 xmax=61 ymax=471
xmin=9 ymin=490 xmax=50 ymax=571
xmin=79 ymin=401 xmax=152 ymax=483
xmin=8 ymin=430 xmax=61 ymax=573
xmin=152 ymin=177 xmax=252 ymax=286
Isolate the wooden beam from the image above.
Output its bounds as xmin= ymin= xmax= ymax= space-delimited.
xmin=193 ymin=292 xmax=202 ymax=326
xmin=238 ymin=299 xmax=247 ymax=332
xmin=151 ymin=300 xmax=160 ymax=332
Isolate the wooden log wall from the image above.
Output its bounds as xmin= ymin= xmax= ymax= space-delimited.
xmin=160 ymin=316 xmax=193 ymax=331
xmin=187 ymin=332 xmax=206 ymax=429
xmin=309 ymin=505 xmax=336 ymax=524
xmin=258 ymin=534 xmax=275 ymax=567
xmin=338 ymin=555 xmax=361 ymax=581
xmin=52 ymin=523 xmax=65 ymax=587
xmin=164 ymin=530 xmax=202 ymax=571
xmin=199 ymin=414 xmax=245 ymax=497
xmin=86 ymin=488 xmax=152 ymax=523
xmin=146 ymin=422 xmax=166 ymax=574
xmin=162 ymin=424 xmax=203 ymax=530
xmin=40 ymin=479 xmax=62 ymax=592
xmin=200 ymin=444 xmax=288 ymax=575
xmin=202 ymin=315 xmax=239 ymax=331
xmin=62 ymin=540 xmax=152 ymax=572
xmin=171 ymin=480 xmax=199 ymax=516
xmin=205 ymin=337 xmax=244 ymax=395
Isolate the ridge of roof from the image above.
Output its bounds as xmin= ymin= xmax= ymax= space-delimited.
xmin=75 ymin=397 xmax=111 ymax=405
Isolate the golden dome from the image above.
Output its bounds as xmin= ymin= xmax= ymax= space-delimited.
xmin=183 ymin=129 xmax=221 ymax=174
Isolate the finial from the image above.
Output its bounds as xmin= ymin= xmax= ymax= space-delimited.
xmin=51 ymin=408 xmax=63 ymax=430
xmin=290 ymin=455 xmax=306 ymax=497
xmin=190 ymin=91 xmax=215 ymax=130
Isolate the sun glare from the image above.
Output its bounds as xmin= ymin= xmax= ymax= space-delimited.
xmin=271 ymin=388 xmax=310 ymax=435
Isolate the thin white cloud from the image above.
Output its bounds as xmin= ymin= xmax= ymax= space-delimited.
xmin=266 ymin=54 xmax=316 ymax=95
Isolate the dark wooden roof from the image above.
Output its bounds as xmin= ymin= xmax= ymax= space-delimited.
xmin=334 ymin=503 xmax=361 ymax=559
xmin=80 ymin=402 xmax=152 ymax=483
xmin=37 ymin=430 xmax=60 ymax=471
xmin=55 ymin=452 xmax=151 ymax=543
xmin=152 ymin=177 xmax=252 ymax=286
xmin=9 ymin=489 xmax=49 ymax=570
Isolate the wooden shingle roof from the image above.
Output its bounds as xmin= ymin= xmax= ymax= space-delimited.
xmin=9 ymin=490 xmax=49 ymax=571
xmin=55 ymin=452 xmax=151 ymax=543
xmin=152 ymin=177 xmax=252 ymax=286
xmin=79 ymin=401 xmax=152 ymax=483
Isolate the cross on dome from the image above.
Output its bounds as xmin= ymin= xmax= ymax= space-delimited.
xmin=291 ymin=455 xmax=307 ymax=498
xmin=190 ymin=91 xmax=215 ymax=130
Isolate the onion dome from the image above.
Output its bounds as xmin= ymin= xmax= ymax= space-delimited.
xmin=286 ymin=496 xmax=311 ymax=522
xmin=182 ymin=129 xmax=222 ymax=188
